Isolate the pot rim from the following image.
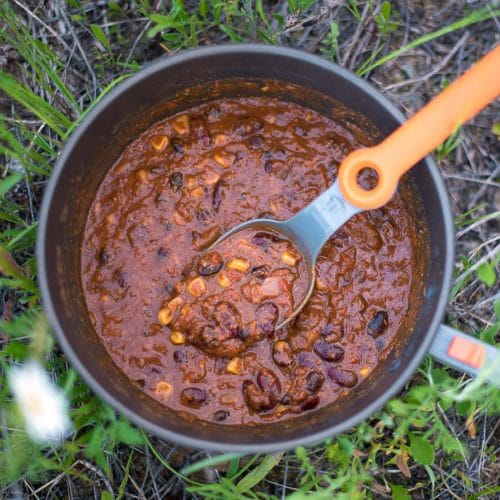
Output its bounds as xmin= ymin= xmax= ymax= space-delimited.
xmin=37 ymin=43 xmax=454 ymax=453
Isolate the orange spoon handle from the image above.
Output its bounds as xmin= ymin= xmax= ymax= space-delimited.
xmin=339 ymin=45 xmax=500 ymax=210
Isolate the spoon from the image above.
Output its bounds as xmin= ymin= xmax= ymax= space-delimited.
xmin=209 ymin=46 xmax=500 ymax=328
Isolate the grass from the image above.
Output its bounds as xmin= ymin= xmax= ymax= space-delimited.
xmin=0 ymin=1 xmax=499 ymax=498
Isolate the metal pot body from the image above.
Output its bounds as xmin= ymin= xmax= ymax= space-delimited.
xmin=37 ymin=45 xmax=454 ymax=452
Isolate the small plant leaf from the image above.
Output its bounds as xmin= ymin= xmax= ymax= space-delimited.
xmin=476 ymin=262 xmax=496 ymax=287
xmin=390 ymin=483 xmax=411 ymax=500
xmin=90 ymin=24 xmax=111 ymax=50
xmin=409 ymin=433 xmax=435 ymax=465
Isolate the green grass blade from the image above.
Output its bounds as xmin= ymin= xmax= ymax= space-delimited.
xmin=236 ymin=452 xmax=284 ymax=493
xmin=181 ymin=452 xmax=244 ymax=476
xmin=357 ymin=7 xmax=500 ymax=76
xmin=0 ymin=71 xmax=72 ymax=136
xmin=0 ymin=173 xmax=23 ymax=197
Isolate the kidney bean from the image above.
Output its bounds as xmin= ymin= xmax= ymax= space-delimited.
xmin=198 ymin=252 xmax=223 ymax=276
xmin=313 ymin=341 xmax=344 ymax=362
xmin=213 ymin=410 xmax=230 ymax=422
xmin=367 ymin=310 xmax=389 ymax=337
xmin=213 ymin=301 xmax=241 ymax=336
xmin=242 ymin=381 xmax=275 ymax=411
xmin=192 ymin=226 xmax=221 ymax=251
xmin=169 ymin=172 xmax=183 ymax=192
xmin=256 ymin=302 xmax=279 ymax=336
xmin=300 ymin=395 xmax=319 ymax=411
xmin=327 ymin=367 xmax=358 ymax=388
xmin=180 ymin=387 xmax=208 ymax=408
xmin=250 ymin=264 xmax=270 ymax=280
xmin=306 ymin=370 xmax=324 ymax=393
xmin=273 ymin=341 xmax=293 ymax=366
xmin=257 ymin=367 xmax=281 ymax=404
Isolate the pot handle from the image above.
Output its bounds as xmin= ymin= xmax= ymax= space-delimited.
xmin=429 ymin=324 xmax=500 ymax=387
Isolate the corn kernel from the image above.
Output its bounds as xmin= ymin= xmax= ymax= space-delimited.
xmin=226 ymin=357 xmax=242 ymax=375
xmin=155 ymin=381 xmax=173 ymax=397
xmin=157 ymin=307 xmax=173 ymax=325
xmin=150 ymin=135 xmax=169 ymax=151
xmin=227 ymin=258 xmax=250 ymax=273
xmin=201 ymin=169 xmax=220 ymax=185
xmin=185 ymin=174 xmax=196 ymax=187
xmin=359 ymin=367 xmax=371 ymax=377
xmin=214 ymin=152 xmax=234 ymax=168
xmin=281 ymin=250 xmax=300 ymax=266
xmin=170 ymin=331 xmax=186 ymax=345
xmin=172 ymin=114 xmax=190 ymax=135
xmin=105 ymin=213 xmax=117 ymax=225
xmin=218 ymin=273 xmax=231 ymax=288
xmin=187 ymin=276 xmax=207 ymax=297
xmin=180 ymin=304 xmax=192 ymax=316
xmin=315 ymin=277 xmax=327 ymax=290
xmin=172 ymin=211 xmax=185 ymax=226
xmin=167 ymin=296 xmax=182 ymax=311
xmin=136 ymin=169 xmax=148 ymax=182
xmin=191 ymin=186 xmax=205 ymax=198
xmin=214 ymin=134 xmax=228 ymax=146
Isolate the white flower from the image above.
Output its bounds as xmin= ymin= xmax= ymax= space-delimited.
xmin=9 ymin=361 xmax=72 ymax=443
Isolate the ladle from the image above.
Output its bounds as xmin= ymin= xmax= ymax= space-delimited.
xmin=209 ymin=46 xmax=500 ymax=328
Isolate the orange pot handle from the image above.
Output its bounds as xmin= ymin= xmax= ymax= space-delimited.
xmin=338 ymin=45 xmax=500 ymax=210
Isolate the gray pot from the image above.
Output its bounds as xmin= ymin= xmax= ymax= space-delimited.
xmin=37 ymin=44 xmax=498 ymax=452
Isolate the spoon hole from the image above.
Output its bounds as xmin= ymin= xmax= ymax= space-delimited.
xmin=356 ymin=167 xmax=379 ymax=191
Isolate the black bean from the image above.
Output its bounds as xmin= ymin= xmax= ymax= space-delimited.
xmin=213 ymin=410 xmax=230 ymax=422
xmin=367 ymin=311 xmax=389 ymax=337
xmin=256 ymin=302 xmax=279 ymax=336
xmin=115 ymin=271 xmax=129 ymax=288
xmin=264 ymin=160 xmax=273 ymax=173
xmin=327 ymin=367 xmax=358 ymax=388
xmin=212 ymin=181 xmax=223 ymax=211
xmin=249 ymin=136 xmax=263 ymax=148
xmin=306 ymin=370 xmax=325 ymax=393
xmin=164 ymin=221 xmax=172 ymax=232
xmin=208 ymin=107 xmax=221 ymax=120
xmin=313 ymin=341 xmax=344 ymax=362
xmin=321 ymin=323 xmax=343 ymax=342
xmin=173 ymin=349 xmax=186 ymax=363
xmin=164 ymin=283 xmax=174 ymax=295
xmin=98 ymin=248 xmax=111 ymax=265
xmin=251 ymin=231 xmax=280 ymax=246
xmin=300 ymin=395 xmax=319 ymax=411
xmin=251 ymin=264 xmax=270 ymax=280
xmin=157 ymin=246 xmax=169 ymax=258
xmin=169 ymin=172 xmax=183 ymax=192
xmin=171 ymin=139 xmax=184 ymax=154
xmin=198 ymin=252 xmax=223 ymax=275
xmin=196 ymin=208 xmax=211 ymax=225
xmin=180 ymin=387 xmax=208 ymax=408
xmin=280 ymin=394 xmax=291 ymax=405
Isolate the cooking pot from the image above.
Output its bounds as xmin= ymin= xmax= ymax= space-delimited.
xmin=37 ymin=45 xmax=499 ymax=452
